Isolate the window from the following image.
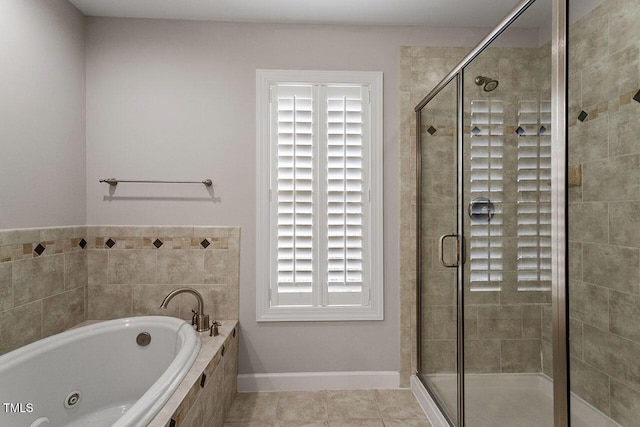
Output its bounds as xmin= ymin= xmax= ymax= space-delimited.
xmin=256 ymin=70 xmax=383 ymax=321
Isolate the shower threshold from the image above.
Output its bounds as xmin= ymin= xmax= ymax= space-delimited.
xmin=411 ymin=373 xmax=621 ymax=427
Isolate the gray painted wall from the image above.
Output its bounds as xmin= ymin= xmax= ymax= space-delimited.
xmin=0 ymin=0 xmax=86 ymax=229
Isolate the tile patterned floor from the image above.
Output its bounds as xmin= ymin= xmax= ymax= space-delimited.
xmin=223 ymin=389 xmax=432 ymax=427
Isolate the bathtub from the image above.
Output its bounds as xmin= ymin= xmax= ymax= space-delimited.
xmin=0 ymin=316 xmax=200 ymax=427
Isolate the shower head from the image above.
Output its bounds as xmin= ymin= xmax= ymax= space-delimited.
xmin=475 ymin=76 xmax=499 ymax=92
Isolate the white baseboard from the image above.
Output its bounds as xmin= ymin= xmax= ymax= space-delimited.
xmin=237 ymin=371 xmax=400 ymax=392
xmin=411 ymin=375 xmax=449 ymax=427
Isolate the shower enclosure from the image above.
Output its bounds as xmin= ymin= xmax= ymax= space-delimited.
xmin=414 ymin=0 xmax=640 ymax=426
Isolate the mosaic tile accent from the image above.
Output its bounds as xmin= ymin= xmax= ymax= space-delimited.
xmin=153 ymin=238 xmax=163 ymax=248
xmin=79 ymin=238 xmax=87 ymax=249
xmin=578 ymin=110 xmax=588 ymax=122
xmin=201 ymin=239 xmax=211 ymax=249
xmin=427 ymin=125 xmax=437 ymax=135
xmin=634 ymin=90 xmax=640 ymax=104
xmin=105 ymin=238 xmax=116 ymax=248
xmin=33 ymin=243 xmax=45 ymax=256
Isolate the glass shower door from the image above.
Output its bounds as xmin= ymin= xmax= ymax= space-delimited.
xmin=417 ymin=76 xmax=460 ymax=425
xmin=460 ymin=1 xmax=553 ymax=424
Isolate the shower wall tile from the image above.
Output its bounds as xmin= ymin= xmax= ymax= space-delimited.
xmin=610 ymin=379 xmax=640 ymax=427
xmin=583 ymin=324 xmax=640 ymax=391
xmin=42 ymin=287 xmax=85 ymax=338
xmin=522 ymin=305 xmax=542 ymax=339
xmin=570 ymin=357 xmax=611 ymax=416
xmin=464 ymin=340 xmax=501 ymax=373
xmin=609 ymin=291 xmax=640 ymax=343
xmin=500 ymin=340 xmax=540 ymax=373
xmin=541 ymin=340 xmax=553 ymax=378
xmin=430 ymin=306 xmax=456 ymax=340
xmin=570 ymin=319 xmax=583 ymax=359
xmin=608 ymin=0 xmax=640 ymax=54
xmin=568 ymin=6 xmax=609 ymax=72
xmin=610 ymin=202 xmax=640 ymax=245
xmin=569 ymin=280 xmax=609 ymax=330
xmin=581 ymin=45 xmax=640 ymax=108
xmin=13 ymin=254 xmax=65 ymax=306
xmin=477 ymin=305 xmax=522 ymax=340
xmin=568 ymin=113 xmax=609 ymax=165
xmin=609 ymin=103 xmax=640 ymax=157
xmin=424 ymin=340 xmax=456 ymax=374
xmin=582 ymin=155 xmax=640 ymax=202
xmin=583 ymin=243 xmax=640 ymax=294
xmin=569 ymin=242 xmax=583 ymax=281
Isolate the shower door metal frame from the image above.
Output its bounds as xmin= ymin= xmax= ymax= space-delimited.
xmin=414 ymin=0 xmax=569 ymax=426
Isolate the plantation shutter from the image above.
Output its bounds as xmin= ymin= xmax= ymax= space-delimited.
xmin=326 ymin=86 xmax=369 ymax=306
xmin=270 ymin=84 xmax=370 ymax=307
xmin=272 ymin=85 xmax=316 ymax=306
xmin=469 ymin=100 xmax=504 ymax=292
xmin=516 ymin=100 xmax=552 ymax=291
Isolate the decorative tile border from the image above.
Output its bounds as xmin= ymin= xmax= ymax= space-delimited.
xmin=568 ymin=88 xmax=638 ymax=128
xmin=0 ymin=227 xmax=87 ymax=263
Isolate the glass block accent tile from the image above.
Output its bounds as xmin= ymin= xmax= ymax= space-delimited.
xmin=78 ymin=238 xmax=87 ymax=249
xmin=427 ymin=125 xmax=437 ymax=135
xmin=201 ymin=239 xmax=211 ymax=249
xmin=33 ymin=243 xmax=45 ymax=256
xmin=578 ymin=111 xmax=588 ymax=122
xmin=105 ymin=238 xmax=116 ymax=248
xmin=153 ymin=239 xmax=163 ymax=248
xmin=516 ymin=126 xmax=525 ymax=136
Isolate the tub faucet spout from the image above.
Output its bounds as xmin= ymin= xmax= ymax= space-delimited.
xmin=160 ymin=287 xmax=210 ymax=332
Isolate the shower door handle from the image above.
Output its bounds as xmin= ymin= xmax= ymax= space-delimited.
xmin=439 ymin=234 xmax=460 ymax=268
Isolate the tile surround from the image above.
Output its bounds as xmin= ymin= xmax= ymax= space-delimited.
xmin=0 ymin=225 xmax=240 ymax=357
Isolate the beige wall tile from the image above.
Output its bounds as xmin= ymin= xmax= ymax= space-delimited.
xmin=609 ymin=103 xmax=640 ymax=157
xmin=65 ymin=250 xmax=87 ymax=289
xmin=569 ymin=242 xmax=583 ymax=281
xmin=131 ymin=284 xmax=181 ymax=317
xmin=609 ymin=291 xmax=640 ymax=343
xmin=87 ymin=285 xmax=132 ymax=320
xmin=583 ymin=155 xmax=640 ymax=202
xmin=424 ymin=340 xmax=456 ymax=374
xmin=13 ymin=254 xmax=64 ymax=306
xmin=569 ymin=280 xmax=609 ymax=330
xmin=0 ymin=229 xmax=40 ymax=247
xmin=0 ymin=301 xmax=41 ymax=355
xmin=582 ymin=45 xmax=639 ymax=108
xmin=501 ymin=339 xmax=541 ymax=373
xmin=610 ymin=379 xmax=640 ymax=427
xmin=568 ymin=202 xmax=609 ymax=243
xmin=569 ymin=319 xmax=584 ymax=360
xmin=609 ymin=202 xmax=640 ymax=247
xmin=87 ymin=250 xmax=108 ymax=285
xmin=522 ymin=305 xmax=542 ymax=339
xmin=568 ymin=114 xmax=609 ymax=165
xmin=608 ymin=0 xmax=640 ymax=55
xmin=42 ymin=287 xmax=85 ymax=337
xmin=0 ymin=263 xmax=12 ymax=312
xmin=464 ymin=339 xmax=501 ymax=373
xmin=108 ymin=249 xmax=157 ymax=284
xmin=157 ymin=249 xmax=204 ymax=284
xmin=570 ymin=357 xmax=611 ymax=416
xmin=477 ymin=305 xmax=522 ymax=340
xmin=584 ymin=324 xmax=640 ymax=391
xmin=583 ymin=243 xmax=640 ymax=294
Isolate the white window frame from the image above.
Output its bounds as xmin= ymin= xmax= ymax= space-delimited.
xmin=256 ymin=69 xmax=384 ymax=322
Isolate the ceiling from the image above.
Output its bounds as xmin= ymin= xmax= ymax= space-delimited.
xmin=68 ymin=0 xmax=557 ymax=28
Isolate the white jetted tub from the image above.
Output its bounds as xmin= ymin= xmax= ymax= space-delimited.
xmin=0 ymin=316 xmax=200 ymax=427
